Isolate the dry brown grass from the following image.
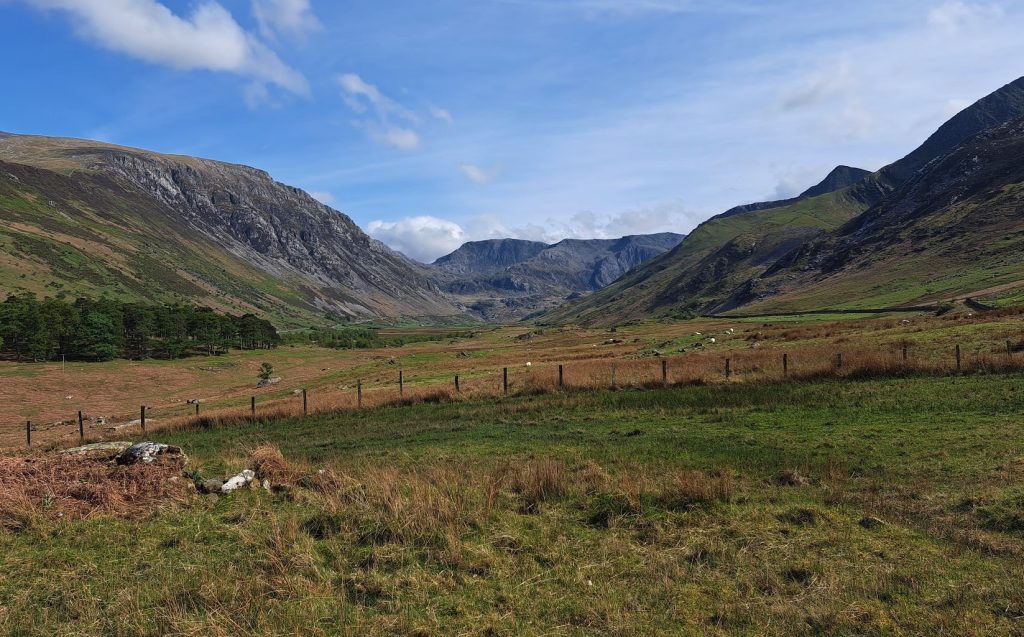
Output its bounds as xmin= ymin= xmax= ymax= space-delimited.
xmin=0 ymin=451 xmax=189 ymax=529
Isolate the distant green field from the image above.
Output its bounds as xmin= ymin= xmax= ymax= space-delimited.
xmin=3 ymin=374 xmax=1024 ymax=635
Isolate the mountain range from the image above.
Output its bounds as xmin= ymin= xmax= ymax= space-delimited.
xmin=429 ymin=234 xmax=684 ymax=321
xmin=542 ymin=76 xmax=1024 ymax=325
xmin=3 ymin=77 xmax=1024 ymax=328
xmin=0 ymin=134 xmax=679 ymax=326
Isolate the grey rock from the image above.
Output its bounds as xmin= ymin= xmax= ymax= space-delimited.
xmin=115 ymin=442 xmax=185 ymax=466
xmin=859 ymin=516 xmax=887 ymax=529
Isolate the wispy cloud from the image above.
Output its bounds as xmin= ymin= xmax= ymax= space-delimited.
xmin=23 ymin=0 xmax=308 ymax=95
xmin=459 ymin=163 xmax=500 ymax=184
xmin=251 ymin=0 xmax=321 ymax=41
xmin=338 ymin=73 xmax=454 ymax=152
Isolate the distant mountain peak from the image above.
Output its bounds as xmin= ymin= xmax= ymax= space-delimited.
xmin=799 ymin=165 xmax=871 ymax=199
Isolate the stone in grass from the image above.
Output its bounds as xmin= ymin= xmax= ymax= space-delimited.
xmin=115 ymin=442 xmax=186 ymax=466
xmin=61 ymin=441 xmax=132 ymax=458
xmin=221 ymin=469 xmax=256 ymax=493
xmin=859 ymin=516 xmax=887 ymax=529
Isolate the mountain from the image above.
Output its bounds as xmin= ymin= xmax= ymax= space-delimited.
xmin=433 ymin=239 xmax=549 ymax=276
xmin=542 ymin=77 xmax=1024 ymax=325
xmin=0 ymin=134 xmax=467 ymax=326
xmin=430 ymin=233 xmax=684 ymax=321
xmin=741 ymin=114 xmax=1024 ymax=313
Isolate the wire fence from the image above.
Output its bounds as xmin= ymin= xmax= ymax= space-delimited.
xmin=10 ymin=339 xmax=1024 ymax=450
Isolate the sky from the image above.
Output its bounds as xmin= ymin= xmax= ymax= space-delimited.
xmin=1 ymin=0 xmax=1022 ymax=262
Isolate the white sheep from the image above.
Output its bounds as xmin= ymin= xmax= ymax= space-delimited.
xmin=709 ymin=337 xmax=717 ymax=344
xmin=525 ymin=362 xmax=532 ymax=368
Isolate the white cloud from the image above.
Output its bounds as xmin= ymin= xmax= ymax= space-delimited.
xmin=367 ymin=216 xmax=467 ymax=262
xmin=251 ymin=0 xmax=321 ymax=41
xmin=339 ymin=73 xmax=432 ymax=151
xmin=375 ymin=127 xmax=421 ymax=151
xmin=24 ymin=0 xmax=308 ymax=94
xmin=430 ymin=106 xmax=454 ymax=124
xmin=927 ymin=1 xmax=1004 ymax=33
xmin=459 ymin=163 xmax=500 ymax=184
xmin=309 ymin=190 xmax=335 ymax=205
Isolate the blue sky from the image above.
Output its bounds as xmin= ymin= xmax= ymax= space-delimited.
xmin=1 ymin=0 xmax=1023 ymax=261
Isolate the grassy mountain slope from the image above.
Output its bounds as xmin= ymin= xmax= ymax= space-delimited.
xmin=542 ymin=179 xmax=868 ymax=324
xmin=744 ymin=116 xmax=1024 ymax=312
xmin=0 ymin=134 xmax=467 ymax=327
xmin=543 ymin=77 xmax=1024 ymax=325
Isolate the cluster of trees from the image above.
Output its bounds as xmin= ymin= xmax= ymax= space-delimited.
xmin=0 ymin=294 xmax=279 ymax=362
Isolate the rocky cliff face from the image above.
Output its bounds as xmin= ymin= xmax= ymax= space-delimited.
xmin=430 ymin=233 xmax=684 ymax=321
xmin=0 ymin=135 xmax=466 ymax=324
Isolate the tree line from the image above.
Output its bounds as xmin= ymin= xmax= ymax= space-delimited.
xmin=281 ymin=327 xmax=476 ymax=350
xmin=0 ymin=294 xmax=280 ymax=362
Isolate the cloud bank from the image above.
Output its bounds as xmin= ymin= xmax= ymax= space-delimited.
xmin=23 ymin=0 xmax=308 ymax=94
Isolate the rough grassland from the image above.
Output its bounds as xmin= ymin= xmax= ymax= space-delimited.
xmin=2 ymin=373 xmax=1024 ymax=635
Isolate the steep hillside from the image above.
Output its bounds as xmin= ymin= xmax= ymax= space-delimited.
xmin=0 ymin=134 xmax=467 ymax=326
xmin=743 ymin=115 xmax=1024 ymax=312
xmin=431 ymin=233 xmax=683 ymax=321
xmin=543 ymin=77 xmax=1024 ymax=325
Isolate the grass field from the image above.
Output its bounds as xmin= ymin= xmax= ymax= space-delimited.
xmin=3 ymin=373 xmax=1024 ymax=635
xmin=2 ymin=311 xmax=1024 ymax=635
xmin=5 ymin=308 xmax=1024 ymax=448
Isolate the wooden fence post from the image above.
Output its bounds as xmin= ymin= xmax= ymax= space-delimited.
xmin=455 ymin=375 xmax=460 ymax=393
xmin=357 ymin=379 xmax=363 ymax=408
xmin=503 ymin=367 xmax=509 ymax=395
xmin=195 ymin=402 xmax=200 ymax=416
xmin=251 ymin=396 xmax=256 ymax=416
xmin=662 ymin=358 xmax=668 ymax=385
xmin=783 ymin=353 xmax=789 ymax=377
xmin=956 ymin=344 xmax=962 ymax=371
xmin=558 ymin=364 xmax=564 ymax=388
xmin=140 ymin=406 xmax=146 ymax=432
xmin=302 ymin=388 xmax=308 ymax=416
xmin=399 ymin=370 xmax=404 ymax=396
xmin=26 ymin=420 xmax=31 ymax=447
xmin=902 ymin=345 xmax=908 ymax=362
xmin=836 ymin=353 xmax=843 ymax=369
xmin=1008 ymin=340 xmax=1013 ymax=357
xmin=78 ymin=411 xmax=84 ymax=440
xmin=611 ymin=364 xmax=617 ymax=388
xmin=725 ymin=359 xmax=732 ymax=378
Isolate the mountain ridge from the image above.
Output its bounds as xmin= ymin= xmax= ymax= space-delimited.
xmin=540 ymin=76 xmax=1024 ymax=325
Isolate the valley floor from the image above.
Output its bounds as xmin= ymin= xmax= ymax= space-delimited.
xmin=2 ymin=374 xmax=1024 ymax=635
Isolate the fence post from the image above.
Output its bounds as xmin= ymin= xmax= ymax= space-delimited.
xmin=902 ymin=345 xmax=908 ymax=362
xmin=662 ymin=359 xmax=668 ymax=385
xmin=503 ymin=367 xmax=509 ymax=395
xmin=140 ymin=406 xmax=146 ymax=433
xmin=1008 ymin=340 xmax=1013 ymax=357
xmin=302 ymin=388 xmax=308 ymax=416
xmin=251 ymin=396 xmax=256 ymax=416
xmin=357 ymin=379 xmax=363 ymax=408
xmin=956 ymin=344 xmax=962 ymax=371
xmin=455 ymin=375 xmax=460 ymax=393
xmin=26 ymin=420 xmax=31 ymax=447
xmin=725 ymin=358 xmax=732 ymax=379
xmin=836 ymin=353 xmax=843 ymax=369
xmin=783 ymin=353 xmax=789 ymax=377
xmin=558 ymin=364 xmax=564 ymax=388
xmin=78 ymin=410 xmax=84 ymax=440
xmin=195 ymin=402 xmax=200 ymax=416
xmin=399 ymin=370 xmax=404 ymax=396
xmin=611 ymin=364 xmax=617 ymax=388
